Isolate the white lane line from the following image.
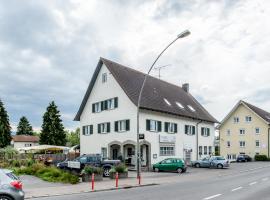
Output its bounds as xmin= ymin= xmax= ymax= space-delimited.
xmin=203 ymin=194 xmax=222 ymax=200
xmin=249 ymin=181 xmax=257 ymax=186
xmin=231 ymin=187 xmax=243 ymax=192
xmin=262 ymin=177 xmax=268 ymax=181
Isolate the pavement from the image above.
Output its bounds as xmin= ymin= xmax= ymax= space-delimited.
xmin=23 ymin=162 xmax=270 ymax=200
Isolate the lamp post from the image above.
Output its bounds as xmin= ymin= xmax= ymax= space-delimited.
xmin=136 ymin=30 xmax=191 ymax=178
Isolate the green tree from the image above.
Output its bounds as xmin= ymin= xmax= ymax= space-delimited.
xmin=0 ymin=100 xmax=12 ymax=148
xmin=66 ymin=128 xmax=80 ymax=147
xmin=16 ymin=116 xmax=33 ymax=135
xmin=40 ymin=101 xmax=67 ymax=146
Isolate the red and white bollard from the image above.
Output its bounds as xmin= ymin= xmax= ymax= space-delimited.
xmin=91 ymin=173 xmax=95 ymax=191
xmin=138 ymin=174 xmax=141 ymax=185
xmin=115 ymin=172 xmax=119 ymax=188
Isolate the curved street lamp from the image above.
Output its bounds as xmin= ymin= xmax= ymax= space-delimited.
xmin=136 ymin=30 xmax=191 ymax=178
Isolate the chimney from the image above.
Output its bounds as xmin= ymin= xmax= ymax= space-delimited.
xmin=182 ymin=83 xmax=189 ymax=92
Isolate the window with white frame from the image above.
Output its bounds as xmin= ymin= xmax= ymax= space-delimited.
xmin=239 ymin=129 xmax=245 ymax=135
xmin=101 ymin=147 xmax=107 ymax=159
xmin=245 ymin=116 xmax=252 ymax=122
xmin=204 ymin=146 xmax=207 ymax=155
xmin=255 ymin=140 xmax=260 ymax=148
xmin=208 ymin=146 xmax=212 ymax=155
xmin=255 ymin=127 xmax=260 ymax=134
xmin=185 ymin=125 xmax=195 ymax=135
xmin=82 ymin=125 xmax=93 ymax=135
xmin=115 ymin=120 xmax=130 ymax=132
xmin=98 ymin=122 xmax=110 ymax=134
xmin=160 ymin=146 xmax=175 ymax=156
xmin=93 ymin=102 xmax=102 ymax=113
xmin=25 ymin=143 xmax=32 ymax=147
xmin=239 ymin=141 xmax=246 ymax=148
xmin=227 ymin=129 xmax=231 ymax=136
xmin=201 ymin=127 xmax=210 ymax=137
xmin=227 ymin=141 xmax=231 ymax=148
xmin=146 ymin=119 xmax=161 ymax=132
xmin=164 ymin=122 xmax=177 ymax=133
xmin=199 ymin=146 xmax=202 ymax=155
xmin=233 ymin=117 xmax=239 ymax=123
xmin=107 ymin=98 xmax=115 ymax=110
xmin=102 ymin=73 xmax=107 ymax=83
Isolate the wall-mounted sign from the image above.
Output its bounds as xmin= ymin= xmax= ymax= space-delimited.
xmin=159 ymin=135 xmax=176 ymax=143
xmin=139 ymin=134 xmax=145 ymax=140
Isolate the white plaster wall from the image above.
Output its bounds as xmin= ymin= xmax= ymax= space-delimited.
xmin=12 ymin=142 xmax=39 ymax=149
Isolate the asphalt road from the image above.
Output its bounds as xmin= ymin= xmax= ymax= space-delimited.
xmin=28 ymin=162 xmax=270 ymax=200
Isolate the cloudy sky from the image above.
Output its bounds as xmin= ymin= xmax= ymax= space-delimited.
xmin=1 ymin=0 xmax=270 ymax=131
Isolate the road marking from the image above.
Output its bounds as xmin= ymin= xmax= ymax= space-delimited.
xmin=203 ymin=194 xmax=222 ymax=200
xmin=262 ymin=178 xmax=268 ymax=181
xmin=249 ymin=182 xmax=257 ymax=186
xmin=231 ymin=187 xmax=243 ymax=192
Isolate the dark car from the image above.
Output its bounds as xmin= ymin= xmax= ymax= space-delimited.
xmin=57 ymin=154 xmax=120 ymax=177
xmin=0 ymin=169 xmax=24 ymax=200
xmin=236 ymin=155 xmax=252 ymax=162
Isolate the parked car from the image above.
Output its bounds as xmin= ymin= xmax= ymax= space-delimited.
xmin=236 ymin=155 xmax=252 ymax=162
xmin=191 ymin=156 xmax=230 ymax=169
xmin=153 ymin=158 xmax=187 ymax=173
xmin=0 ymin=169 xmax=24 ymax=200
xmin=57 ymin=154 xmax=120 ymax=177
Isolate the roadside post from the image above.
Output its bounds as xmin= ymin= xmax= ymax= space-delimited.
xmin=138 ymin=174 xmax=141 ymax=185
xmin=116 ymin=172 xmax=119 ymax=188
xmin=91 ymin=173 xmax=95 ymax=191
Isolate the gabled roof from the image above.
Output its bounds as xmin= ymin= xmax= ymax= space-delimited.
xmin=74 ymin=57 xmax=218 ymax=123
xmin=12 ymin=135 xmax=39 ymax=142
xmin=218 ymin=100 xmax=270 ymax=128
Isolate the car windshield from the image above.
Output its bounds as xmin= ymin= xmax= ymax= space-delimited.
xmin=216 ymin=157 xmax=225 ymax=160
xmin=6 ymin=172 xmax=19 ymax=180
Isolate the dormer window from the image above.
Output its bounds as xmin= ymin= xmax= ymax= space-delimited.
xmin=164 ymin=98 xmax=171 ymax=106
xmin=176 ymin=102 xmax=184 ymax=109
xmin=187 ymin=105 xmax=195 ymax=112
xmin=102 ymin=73 xmax=107 ymax=83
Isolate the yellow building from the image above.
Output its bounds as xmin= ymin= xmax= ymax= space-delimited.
xmin=219 ymin=100 xmax=270 ymax=161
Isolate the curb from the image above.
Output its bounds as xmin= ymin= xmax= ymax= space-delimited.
xmin=25 ymin=183 xmax=158 ymax=199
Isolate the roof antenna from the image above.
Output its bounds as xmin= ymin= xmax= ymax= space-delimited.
xmin=153 ymin=64 xmax=171 ymax=79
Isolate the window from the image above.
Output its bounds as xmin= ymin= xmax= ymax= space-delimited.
xmin=25 ymin=143 xmax=32 ymax=147
xmin=164 ymin=98 xmax=171 ymax=106
xmin=98 ymin=122 xmax=110 ymax=134
xmin=82 ymin=125 xmax=93 ymax=135
xmin=101 ymin=147 xmax=107 ymax=159
xmin=146 ymin=119 xmax=161 ymax=132
xmin=245 ymin=116 xmax=252 ymax=122
xmin=160 ymin=146 xmax=175 ymax=156
xmin=102 ymin=73 xmax=107 ymax=83
xmin=185 ymin=125 xmax=195 ymax=135
xmin=201 ymin=127 xmax=210 ymax=137
xmin=255 ymin=127 xmax=260 ymax=134
xmin=208 ymin=146 xmax=212 ymax=155
xmin=234 ymin=117 xmax=239 ymax=123
xmin=239 ymin=141 xmax=246 ymax=148
xmin=227 ymin=141 xmax=231 ymax=148
xmin=164 ymin=122 xmax=177 ymax=133
xmin=115 ymin=120 xmax=130 ymax=132
xmin=187 ymin=105 xmax=196 ymax=112
xmin=227 ymin=129 xmax=231 ymax=136
xmin=255 ymin=140 xmax=260 ymax=148
xmin=92 ymin=97 xmax=118 ymax=113
xmin=176 ymin=102 xmax=184 ymax=109
xmin=107 ymin=98 xmax=115 ymax=110
xmin=92 ymin=102 xmax=102 ymax=113
xmin=199 ymin=146 xmax=202 ymax=155
xmin=239 ymin=129 xmax=245 ymax=135
xmin=204 ymin=146 xmax=207 ymax=155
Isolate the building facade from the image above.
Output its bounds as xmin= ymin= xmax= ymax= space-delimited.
xmin=11 ymin=135 xmax=39 ymax=150
xmin=219 ymin=100 xmax=270 ymax=161
xmin=75 ymin=58 xmax=217 ymax=168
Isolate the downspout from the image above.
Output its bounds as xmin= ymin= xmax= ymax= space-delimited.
xmin=196 ymin=120 xmax=203 ymax=160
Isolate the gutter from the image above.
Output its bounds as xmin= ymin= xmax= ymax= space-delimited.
xmin=196 ymin=120 xmax=203 ymax=160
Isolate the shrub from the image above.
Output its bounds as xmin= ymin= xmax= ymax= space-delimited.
xmin=254 ymin=154 xmax=268 ymax=161
xmin=110 ymin=163 xmax=127 ymax=174
xmin=82 ymin=166 xmax=103 ymax=175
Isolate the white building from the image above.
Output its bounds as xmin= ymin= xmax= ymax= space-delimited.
xmin=11 ymin=135 xmax=39 ymax=150
xmin=74 ymin=58 xmax=217 ymax=168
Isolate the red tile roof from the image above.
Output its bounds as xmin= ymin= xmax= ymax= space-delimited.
xmin=12 ymin=135 xmax=39 ymax=142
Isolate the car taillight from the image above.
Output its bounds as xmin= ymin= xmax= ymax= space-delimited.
xmin=11 ymin=181 xmax=22 ymax=190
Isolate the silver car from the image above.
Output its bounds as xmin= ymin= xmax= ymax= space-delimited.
xmin=192 ymin=156 xmax=230 ymax=169
xmin=0 ymin=169 xmax=24 ymax=200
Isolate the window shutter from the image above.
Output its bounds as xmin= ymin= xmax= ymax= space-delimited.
xmin=90 ymin=125 xmax=93 ymax=134
xmin=207 ymin=128 xmax=210 ymax=136
xmin=185 ymin=125 xmax=188 ymax=134
xmin=115 ymin=121 xmax=118 ymax=132
xmin=82 ymin=126 xmax=85 ymax=135
xmin=174 ymin=123 xmax=177 ymax=133
xmin=126 ymin=120 xmax=130 ymax=131
xmin=98 ymin=124 xmax=101 ymax=133
xmin=107 ymin=122 xmax=110 ymax=133
xmin=201 ymin=127 xmax=204 ymax=136
xmin=164 ymin=122 xmax=169 ymax=132
xmin=158 ymin=121 xmax=162 ymax=132
xmin=92 ymin=104 xmax=95 ymax=113
xmin=192 ymin=126 xmax=196 ymax=135
xmin=101 ymin=101 xmax=104 ymax=111
xmin=104 ymin=100 xmax=108 ymax=110
xmin=114 ymin=97 xmax=118 ymax=108
xmin=146 ymin=120 xmax=150 ymax=131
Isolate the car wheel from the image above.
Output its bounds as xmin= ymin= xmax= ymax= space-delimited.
xmin=154 ymin=167 xmax=159 ymax=172
xmin=177 ymin=168 xmax=183 ymax=174
xmin=195 ymin=163 xmax=200 ymax=168
xmin=103 ymin=168 xmax=110 ymax=177
xmin=217 ymin=164 xmax=223 ymax=169
xmin=0 ymin=195 xmax=13 ymax=200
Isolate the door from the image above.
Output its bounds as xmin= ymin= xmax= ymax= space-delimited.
xmin=159 ymin=159 xmax=173 ymax=171
xmin=112 ymin=149 xmax=118 ymax=160
xmin=184 ymin=151 xmax=192 ymax=165
xmin=201 ymin=158 xmax=210 ymax=167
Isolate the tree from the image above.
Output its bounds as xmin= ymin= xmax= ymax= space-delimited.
xmin=0 ymin=99 xmax=12 ymax=148
xmin=66 ymin=128 xmax=80 ymax=147
xmin=40 ymin=101 xmax=67 ymax=146
xmin=16 ymin=116 xmax=33 ymax=135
